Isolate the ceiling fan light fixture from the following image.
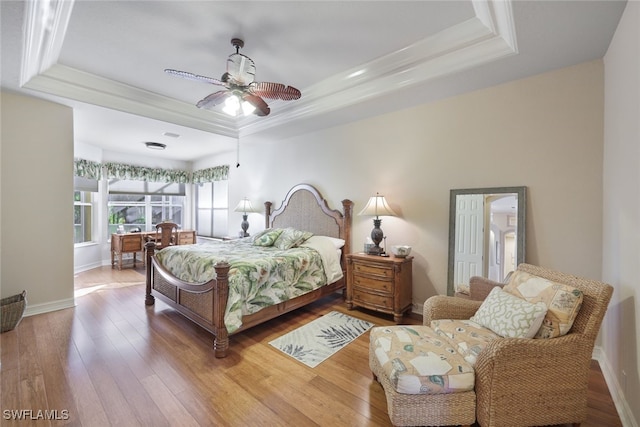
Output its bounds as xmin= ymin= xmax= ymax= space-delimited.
xmin=241 ymin=100 xmax=256 ymax=116
xmin=223 ymin=95 xmax=240 ymax=116
xmin=222 ymin=94 xmax=256 ymax=117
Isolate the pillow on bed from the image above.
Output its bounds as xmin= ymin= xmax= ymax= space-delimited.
xmin=251 ymin=228 xmax=270 ymax=241
xmin=320 ymin=236 xmax=345 ymax=249
xmin=253 ymin=228 xmax=283 ymax=247
xmin=252 ymin=228 xmax=278 ymax=240
xmin=273 ymin=228 xmax=313 ymax=250
xmin=299 ymin=236 xmax=344 ymax=283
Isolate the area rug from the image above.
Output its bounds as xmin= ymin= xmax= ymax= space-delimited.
xmin=269 ymin=311 xmax=374 ymax=368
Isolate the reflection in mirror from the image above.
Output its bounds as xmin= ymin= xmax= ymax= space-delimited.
xmin=447 ymin=187 xmax=527 ymax=296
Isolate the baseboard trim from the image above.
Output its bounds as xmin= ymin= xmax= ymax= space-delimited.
xmin=74 ymin=261 xmax=104 ymax=274
xmin=592 ymin=345 xmax=638 ymax=427
xmin=411 ymin=302 xmax=420 ymax=315
xmin=24 ymin=298 xmax=76 ymax=317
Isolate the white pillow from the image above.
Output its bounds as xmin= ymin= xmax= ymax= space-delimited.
xmin=469 ymin=287 xmax=548 ymax=339
xmin=317 ymin=235 xmax=345 ymax=249
xmin=299 ymin=236 xmax=344 ymax=283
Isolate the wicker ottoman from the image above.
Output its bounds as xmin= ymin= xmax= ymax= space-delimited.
xmin=369 ymin=325 xmax=476 ymax=427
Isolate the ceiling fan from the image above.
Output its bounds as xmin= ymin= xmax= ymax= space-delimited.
xmin=165 ymin=38 xmax=301 ymax=117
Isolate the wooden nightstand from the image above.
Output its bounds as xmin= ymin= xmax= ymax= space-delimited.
xmin=346 ymin=253 xmax=413 ymax=323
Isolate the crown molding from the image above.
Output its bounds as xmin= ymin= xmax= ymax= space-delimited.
xmin=23 ymin=64 xmax=242 ymax=138
xmin=19 ymin=0 xmax=518 ymax=140
xmin=21 ymin=0 xmax=74 ymax=86
xmin=241 ymin=7 xmax=517 ymax=137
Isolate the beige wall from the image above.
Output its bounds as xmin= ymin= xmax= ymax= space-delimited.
xmin=199 ymin=59 xmax=605 ymax=308
xmin=603 ymin=1 xmax=640 ymax=424
xmin=1 ymin=91 xmax=75 ymax=313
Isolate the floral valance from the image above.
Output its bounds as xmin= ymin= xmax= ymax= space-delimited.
xmin=74 ymin=158 xmax=102 ymax=180
xmin=192 ymin=165 xmax=229 ymax=183
xmin=74 ymin=158 xmax=229 ymax=184
xmin=104 ymin=162 xmax=190 ymax=183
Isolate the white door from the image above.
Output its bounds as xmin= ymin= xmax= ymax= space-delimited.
xmin=454 ymin=194 xmax=484 ymax=290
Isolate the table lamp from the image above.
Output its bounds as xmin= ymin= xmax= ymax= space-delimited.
xmin=234 ymin=198 xmax=254 ymax=237
xmin=359 ymin=193 xmax=397 ymax=255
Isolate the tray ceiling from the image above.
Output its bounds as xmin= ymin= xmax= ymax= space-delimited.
xmin=0 ymin=0 xmax=626 ymax=161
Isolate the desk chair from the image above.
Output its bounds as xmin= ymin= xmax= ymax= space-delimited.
xmin=152 ymin=221 xmax=178 ymax=249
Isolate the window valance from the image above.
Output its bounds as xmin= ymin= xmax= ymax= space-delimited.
xmin=74 ymin=158 xmax=102 ymax=180
xmin=104 ymin=162 xmax=190 ymax=183
xmin=192 ymin=165 xmax=229 ymax=183
xmin=73 ymin=158 xmax=229 ymax=184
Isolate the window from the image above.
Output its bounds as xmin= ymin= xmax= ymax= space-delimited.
xmin=74 ymin=174 xmax=99 ymax=245
xmin=107 ymin=194 xmax=185 ymax=234
xmin=107 ymin=179 xmax=185 ymax=234
xmin=196 ymin=180 xmax=228 ymax=238
xmin=74 ymin=191 xmax=94 ymax=244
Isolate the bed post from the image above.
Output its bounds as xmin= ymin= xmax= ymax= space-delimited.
xmin=341 ymin=199 xmax=354 ymax=256
xmin=212 ymin=261 xmax=231 ymax=358
xmin=145 ymin=241 xmax=156 ymax=306
xmin=264 ymin=201 xmax=272 ymax=229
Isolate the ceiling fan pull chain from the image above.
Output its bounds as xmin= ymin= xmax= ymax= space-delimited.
xmin=236 ymin=137 xmax=240 ymax=168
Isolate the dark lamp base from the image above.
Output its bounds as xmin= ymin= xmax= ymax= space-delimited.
xmin=240 ymin=214 xmax=250 ymax=238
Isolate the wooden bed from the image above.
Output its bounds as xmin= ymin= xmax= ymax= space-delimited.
xmin=144 ymin=183 xmax=353 ymax=357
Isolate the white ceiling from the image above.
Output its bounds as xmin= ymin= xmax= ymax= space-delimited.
xmin=1 ymin=0 xmax=626 ymax=162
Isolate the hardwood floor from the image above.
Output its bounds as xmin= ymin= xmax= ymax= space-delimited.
xmin=0 ymin=265 xmax=622 ymax=426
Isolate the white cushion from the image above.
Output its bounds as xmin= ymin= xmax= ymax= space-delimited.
xmin=470 ymin=287 xmax=548 ymax=338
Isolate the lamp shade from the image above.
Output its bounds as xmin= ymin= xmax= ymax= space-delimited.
xmin=234 ymin=198 xmax=254 ymax=214
xmin=358 ymin=194 xmax=397 ymax=218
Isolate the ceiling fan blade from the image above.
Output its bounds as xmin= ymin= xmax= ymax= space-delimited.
xmin=250 ymin=82 xmax=301 ymax=101
xmin=164 ymin=69 xmax=224 ymax=86
xmin=242 ymin=94 xmax=270 ymax=116
xmin=226 ymin=53 xmax=256 ymax=86
xmin=196 ymin=90 xmax=231 ymax=109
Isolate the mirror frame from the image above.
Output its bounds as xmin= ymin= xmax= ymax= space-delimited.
xmin=447 ymin=186 xmax=527 ymax=296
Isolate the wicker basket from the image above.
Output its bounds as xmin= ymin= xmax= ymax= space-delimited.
xmin=1 ymin=290 xmax=27 ymax=333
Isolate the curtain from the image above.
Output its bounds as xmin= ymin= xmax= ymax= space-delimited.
xmin=104 ymin=162 xmax=190 ymax=183
xmin=74 ymin=159 xmax=229 ymax=184
xmin=192 ymin=165 xmax=229 ymax=184
xmin=74 ymin=158 xmax=102 ymax=180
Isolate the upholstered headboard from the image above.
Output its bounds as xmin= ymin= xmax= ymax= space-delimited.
xmin=264 ymin=183 xmax=353 ymax=256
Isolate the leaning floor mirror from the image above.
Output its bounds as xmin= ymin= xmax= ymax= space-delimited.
xmin=447 ymin=186 xmax=527 ymax=296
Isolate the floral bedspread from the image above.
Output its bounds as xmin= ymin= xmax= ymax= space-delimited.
xmin=154 ymin=239 xmax=328 ymax=333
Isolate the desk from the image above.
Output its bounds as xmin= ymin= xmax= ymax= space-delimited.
xmin=111 ymin=230 xmax=196 ymax=270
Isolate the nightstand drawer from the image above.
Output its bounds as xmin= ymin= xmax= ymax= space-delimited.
xmin=353 ymin=289 xmax=392 ymax=309
xmin=353 ymin=263 xmax=392 ymax=279
xmin=353 ymin=275 xmax=392 ymax=293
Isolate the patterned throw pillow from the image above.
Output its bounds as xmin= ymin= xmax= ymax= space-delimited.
xmin=273 ymin=228 xmax=313 ymax=250
xmin=252 ymin=228 xmax=283 ymax=247
xmin=470 ymin=287 xmax=548 ymax=339
xmin=503 ymin=270 xmax=584 ymax=339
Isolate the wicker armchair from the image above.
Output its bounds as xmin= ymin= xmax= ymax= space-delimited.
xmin=424 ymin=263 xmax=613 ymax=427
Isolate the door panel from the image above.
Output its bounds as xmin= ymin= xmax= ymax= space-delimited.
xmin=453 ymin=194 xmax=484 ymax=290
